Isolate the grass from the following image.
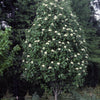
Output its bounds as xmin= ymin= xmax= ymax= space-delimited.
xmin=1 ymin=85 xmax=100 ymax=100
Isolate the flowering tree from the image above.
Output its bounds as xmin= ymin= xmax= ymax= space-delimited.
xmin=22 ymin=0 xmax=88 ymax=100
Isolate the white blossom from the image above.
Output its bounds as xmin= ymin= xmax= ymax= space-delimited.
xmin=68 ymin=49 xmax=71 ymax=52
xmin=54 ymin=5 xmax=57 ymax=7
xmin=79 ymin=28 xmax=82 ymax=30
xmin=63 ymin=27 xmax=65 ymax=30
xmin=79 ymin=67 xmax=82 ymax=69
xmin=62 ymin=42 xmax=65 ymax=44
xmin=59 ymin=7 xmax=63 ymax=9
xmin=43 ymin=3 xmax=48 ymax=7
xmin=42 ymin=29 xmax=45 ymax=31
xmin=28 ymin=30 xmax=31 ymax=32
xmin=48 ymin=40 xmax=51 ymax=43
xmin=81 ymin=64 xmax=84 ymax=66
xmin=64 ymin=46 xmax=66 ymax=48
xmin=55 ymin=0 xmax=58 ymax=2
xmin=51 ymin=23 xmax=54 ymax=26
xmin=25 ymin=68 xmax=27 ymax=70
xmin=34 ymin=40 xmax=40 ymax=43
xmin=74 ymin=55 xmax=77 ymax=57
xmin=44 ymin=51 xmax=47 ymax=55
xmin=82 ymin=61 xmax=84 ymax=63
xmin=51 ymin=61 xmax=54 ymax=64
xmin=42 ymin=47 xmax=45 ymax=50
xmin=64 ymin=34 xmax=68 ymax=37
xmin=67 ymin=41 xmax=70 ymax=44
xmin=52 ymin=38 xmax=55 ymax=41
xmin=59 ymin=13 xmax=62 ymax=16
xmin=55 ymin=31 xmax=57 ymax=33
xmin=66 ymin=58 xmax=69 ymax=60
xmin=44 ymin=17 xmax=48 ymax=20
xmin=77 ymin=53 xmax=80 ymax=56
xmin=57 ymin=33 xmax=61 ymax=35
xmin=42 ymin=64 xmax=45 ymax=67
xmin=65 ymin=19 xmax=68 ymax=21
xmin=38 ymin=24 xmax=41 ymax=26
xmin=31 ymin=61 xmax=33 ymax=64
xmin=26 ymin=61 xmax=28 ymax=63
xmin=46 ymin=42 xmax=49 ymax=45
xmin=58 ymin=41 xmax=61 ymax=43
xmin=48 ymin=14 xmax=51 ymax=16
xmin=85 ymin=56 xmax=88 ymax=58
xmin=75 ymin=68 xmax=79 ymax=70
xmin=57 ymin=62 xmax=60 ymax=65
xmin=28 ymin=43 xmax=32 ymax=47
xmin=75 ymin=30 xmax=77 ymax=32
xmin=48 ymin=28 xmax=52 ymax=31
xmin=25 ymin=40 xmax=28 ymax=43
xmin=70 ymin=34 xmax=73 ymax=36
xmin=81 ymin=48 xmax=85 ymax=51
xmin=51 ymin=49 xmax=55 ymax=52
xmin=48 ymin=66 xmax=52 ymax=69
xmin=71 ymin=61 xmax=73 ymax=64
xmin=58 ymin=48 xmax=61 ymax=50
xmin=22 ymin=60 xmax=25 ymax=62
xmin=50 ymin=2 xmax=54 ymax=5
xmin=83 ymin=39 xmax=86 ymax=42
xmin=78 ymin=73 xmax=81 ymax=76
xmin=54 ymin=15 xmax=58 ymax=20
xmin=33 ymin=24 xmax=35 ymax=26
xmin=78 ymin=62 xmax=80 ymax=65
xmin=27 ymin=55 xmax=30 ymax=57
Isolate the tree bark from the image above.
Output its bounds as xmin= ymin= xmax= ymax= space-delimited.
xmin=54 ymin=90 xmax=58 ymax=100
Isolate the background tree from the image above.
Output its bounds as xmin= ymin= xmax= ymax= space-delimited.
xmin=71 ymin=0 xmax=100 ymax=86
xmin=22 ymin=0 xmax=88 ymax=100
xmin=0 ymin=0 xmax=39 ymax=98
xmin=0 ymin=28 xmax=13 ymax=75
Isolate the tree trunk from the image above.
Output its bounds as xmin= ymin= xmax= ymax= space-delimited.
xmin=54 ymin=90 xmax=58 ymax=100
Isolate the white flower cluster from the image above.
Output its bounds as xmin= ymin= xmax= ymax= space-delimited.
xmin=64 ymin=33 xmax=68 ymax=37
xmin=48 ymin=66 xmax=52 ymax=69
xmin=55 ymin=0 xmax=58 ymax=2
xmin=51 ymin=49 xmax=55 ymax=52
xmin=31 ymin=61 xmax=33 ymax=64
xmin=46 ymin=40 xmax=51 ymax=45
xmin=57 ymin=62 xmax=60 ymax=65
xmin=48 ymin=28 xmax=52 ymax=32
xmin=42 ymin=64 xmax=45 ymax=67
xmin=27 ymin=55 xmax=30 ymax=58
xmin=54 ymin=15 xmax=58 ymax=20
xmin=34 ymin=40 xmax=40 ymax=43
xmin=81 ymin=48 xmax=85 ymax=51
xmin=44 ymin=17 xmax=48 ymax=20
xmin=22 ymin=60 xmax=25 ymax=62
xmin=28 ymin=43 xmax=32 ymax=47
xmin=43 ymin=3 xmax=48 ymax=7
xmin=42 ymin=29 xmax=45 ymax=31
xmin=38 ymin=24 xmax=41 ymax=26
xmin=50 ymin=2 xmax=54 ymax=6
xmin=51 ymin=23 xmax=54 ymax=26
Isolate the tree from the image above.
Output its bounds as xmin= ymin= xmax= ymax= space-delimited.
xmin=0 ymin=27 xmax=13 ymax=75
xmin=22 ymin=0 xmax=88 ymax=100
xmin=71 ymin=0 xmax=100 ymax=85
xmin=0 ymin=0 xmax=39 ymax=97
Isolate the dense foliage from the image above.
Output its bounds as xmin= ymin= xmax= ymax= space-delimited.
xmin=0 ymin=28 xmax=13 ymax=74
